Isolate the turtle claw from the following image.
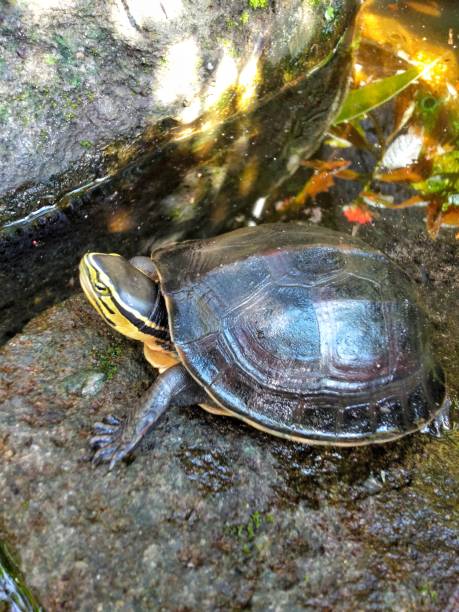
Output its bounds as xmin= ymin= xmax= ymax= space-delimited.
xmin=89 ymin=414 xmax=134 ymax=467
xmin=93 ymin=422 xmax=118 ymax=435
xmin=108 ymin=444 xmax=136 ymax=471
xmin=92 ymin=445 xmax=118 ymax=466
xmin=421 ymin=400 xmax=451 ymax=437
xmin=89 ymin=434 xmax=114 ymax=449
xmin=102 ymin=414 xmax=122 ymax=426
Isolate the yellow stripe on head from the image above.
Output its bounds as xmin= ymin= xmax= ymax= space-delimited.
xmin=79 ymin=252 xmax=170 ymax=343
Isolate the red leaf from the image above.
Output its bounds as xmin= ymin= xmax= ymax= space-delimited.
xmin=302 ymin=159 xmax=350 ymax=172
xmin=343 ymin=204 xmax=373 ymax=224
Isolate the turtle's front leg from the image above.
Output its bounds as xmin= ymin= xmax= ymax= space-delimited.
xmin=90 ymin=364 xmax=207 ymax=469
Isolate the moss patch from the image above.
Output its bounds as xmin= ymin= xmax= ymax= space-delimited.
xmin=248 ymin=0 xmax=268 ymax=9
xmin=91 ymin=344 xmax=123 ymax=380
xmin=228 ymin=511 xmax=275 ymax=555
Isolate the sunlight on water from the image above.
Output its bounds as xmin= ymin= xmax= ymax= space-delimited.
xmin=361 ymin=0 xmax=459 ymax=81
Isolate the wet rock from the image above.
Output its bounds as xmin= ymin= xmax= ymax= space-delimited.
xmin=61 ymin=370 xmax=106 ymax=397
xmin=0 ymin=273 xmax=458 ymax=609
xmin=0 ymin=0 xmax=358 ymax=224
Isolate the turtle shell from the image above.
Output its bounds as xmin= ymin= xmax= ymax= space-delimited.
xmin=152 ymin=223 xmax=446 ymax=445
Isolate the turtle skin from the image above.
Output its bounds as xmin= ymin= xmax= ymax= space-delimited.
xmin=151 ymin=223 xmax=446 ymax=445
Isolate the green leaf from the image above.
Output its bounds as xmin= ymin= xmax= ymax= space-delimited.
xmin=432 ymin=150 xmax=459 ymax=175
xmin=335 ymin=66 xmax=424 ymax=124
xmin=413 ymin=174 xmax=451 ymax=194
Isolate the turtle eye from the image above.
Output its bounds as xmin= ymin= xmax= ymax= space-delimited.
xmin=95 ymin=282 xmax=110 ymax=295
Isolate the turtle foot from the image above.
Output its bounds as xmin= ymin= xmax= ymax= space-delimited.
xmin=421 ymin=400 xmax=452 ymax=437
xmin=89 ymin=415 xmax=137 ymax=469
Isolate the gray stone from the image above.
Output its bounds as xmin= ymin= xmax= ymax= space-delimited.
xmin=61 ymin=370 xmax=106 ymax=397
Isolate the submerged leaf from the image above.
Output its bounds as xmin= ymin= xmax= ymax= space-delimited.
xmin=393 ymin=97 xmax=416 ymax=136
xmin=362 ymin=191 xmax=430 ymax=210
xmin=324 ymin=134 xmax=353 ymax=148
xmin=335 ymin=66 xmax=424 ymax=124
xmin=432 ymin=150 xmax=459 ymax=175
xmin=426 ymin=201 xmax=442 ymax=239
xmin=376 ymin=165 xmax=425 ymax=183
xmin=294 ymin=172 xmax=335 ymax=204
xmin=301 ymin=159 xmax=361 ymax=180
xmin=406 ymin=1 xmax=441 ymax=17
xmin=335 ymin=168 xmax=361 ymax=180
xmin=361 ymin=191 xmax=395 ymax=208
xmin=294 ymin=159 xmax=361 ymax=206
xmin=413 ymin=174 xmax=452 ymax=194
xmin=302 ymin=159 xmax=350 ymax=171
xmin=328 ymin=122 xmax=373 ymax=151
xmin=441 ymin=205 xmax=459 ymax=226
xmin=381 ymin=132 xmax=424 ymax=169
xmin=342 ymin=203 xmax=373 ymax=224
xmin=394 ymin=195 xmax=430 ymax=209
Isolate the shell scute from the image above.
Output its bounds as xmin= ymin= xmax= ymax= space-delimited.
xmin=265 ymin=246 xmax=346 ymax=287
xmin=407 ymin=384 xmax=432 ymax=424
xmin=376 ymin=397 xmax=405 ymax=435
xmin=341 ymin=403 xmax=375 ymax=436
xmin=222 ymin=284 xmax=322 ymax=392
xmin=426 ymin=365 xmax=446 ymax=408
xmin=318 ymin=298 xmax=390 ymax=382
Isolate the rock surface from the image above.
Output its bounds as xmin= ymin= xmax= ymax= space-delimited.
xmin=0 ymin=0 xmax=356 ymax=223
xmin=0 ymin=211 xmax=458 ymax=610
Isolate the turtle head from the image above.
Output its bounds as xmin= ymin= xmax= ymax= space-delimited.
xmin=79 ymin=253 xmax=169 ymax=343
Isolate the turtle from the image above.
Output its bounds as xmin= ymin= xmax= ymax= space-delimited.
xmin=79 ymin=222 xmax=447 ymax=468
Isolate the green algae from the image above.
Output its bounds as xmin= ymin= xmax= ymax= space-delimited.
xmin=228 ymin=511 xmax=275 ymax=556
xmin=248 ymin=0 xmax=268 ymax=9
xmin=0 ymin=542 xmax=41 ymax=612
xmin=91 ymin=344 xmax=123 ymax=380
